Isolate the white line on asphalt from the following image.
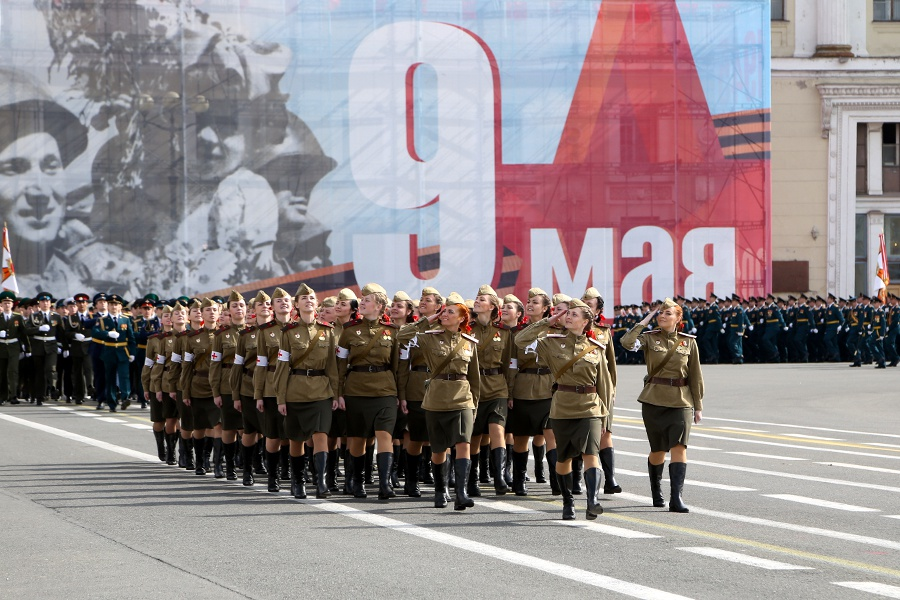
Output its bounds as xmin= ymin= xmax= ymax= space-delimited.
xmin=482 ymin=500 xmax=540 ymax=514
xmin=73 ymin=412 xmax=101 ymax=418
xmin=718 ymin=427 xmax=769 ymax=433
xmin=615 ymin=492 xmax=900 ymax=552
xmin=833 ymin=582 xmax=900 ymax=598
xmin=614 ymin=407 xmax=900 ymax=440
xmin=558 ymin=520 xmax=661 ymax=539
xmin=50 ymin=406 xmax=74 ymax=411
xmin=614 ymin=469 xmax=755 ymax=491
xmin=125 ymin=423 xmax=155 ymax=430
xmin=95 ymin=417 xmax=127 ymax=423
xmin=616 ymin=450 xmax=900 ymax=493
xmin=883 ymin=516 xmax=900 ymax=520
xmin=815 ymin=462 xmax=900 ymax=474
xmin=762 ymin=494 xmax=879 ymax=513
xmin=677 ymin=547 xmax=813 ymax=571
xmin=728 ymin=452 xmax=807 ymax=461
xmin=0 ymin=411 xmax=693 ymax=600
xmin=870 ymin=443 xmax=900 ymax=449
xmin=782 ymin=434 xmax=844 ymax=441
xmin=688 ymin=432 xmax=900 ymax=461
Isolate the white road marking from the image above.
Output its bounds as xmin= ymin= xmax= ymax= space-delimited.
xmin=0 ymin=412 xmax=693 ymax=600
xmin=125 ymin=423 xmax=155 ymax=430
xmin=833 ymin=582 xmax=900 ymax=598
xmin=883 ymin=515 xmax=900 ymax=520
xmin=615 ymin=469 xmax=754 ymax=491
xmin=783 ymin=434 xmax=844 ymax=441
xmin=95 ymin=417 xmax=127 ymax=423
xmin=558 ymin=520 xmax=660 ymax=539
xmin=615 ymin=493 xmax=900 ymax=552
xmin=678 ymin=547 xmax=813 ymax=570
xmin=869 ymin=443 xmax=900 ymax=449
xmin=728 ymin=452 xmax=806 ymax=461
xmin=50 ymin=406 xmax=74 ymax=411
xmin=687 ymin=432 xmax=900 ymax=461
xmin=763 ymin=494 xmax=879 ymax=513
xmin=73 ymin=412 xmax=101 ymax=418
xmin=483 ymin=500 xmax=540 ymax=514
xmin=815 ymin=462 xmax=900 ymax=475
xmin=718 ymin=427 xmax=768 ymax=433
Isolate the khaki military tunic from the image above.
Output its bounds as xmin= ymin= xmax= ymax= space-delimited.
xmin=621 ymin=325 xmax=704 ymax=410
xmin=141 ymin=333 xmax=163 ymax=394
xmin=180 ymin=328 xmax=216 ymax=399
xmin=231 ymin=325 xmax=261 ymax=398
xmin=253 ymin=320 xmax=284 ymax=399
xmin=514 ymin=318 xmax=610 ymax=420
xmin=274 ymin=320 xmax=339 ymax=404
xmin=336 ymin=318 xmax=400 ymax=398
xmin=469 ymin=320 xmax=513 ymax=401
xmin=162 ymin=331 xmax=189 ymax=394
xmin=397 ymin=320 xmax=443 ymax=403
xmin=209 ymin=324 xmax=240 ymax=397
xmin=510 ymin=323 xmax=553 ymax=400
xmin=397 ymin=319 xmax=481 ymax=411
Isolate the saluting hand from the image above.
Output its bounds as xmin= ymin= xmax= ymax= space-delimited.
xmin=640 ymin=309 xmax=658 ymax=327
xmin=548 ymin=310 xmax=566 ymax=326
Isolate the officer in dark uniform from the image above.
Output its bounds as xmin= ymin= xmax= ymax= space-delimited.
xmin=0 ymin=291 xmax=28 ymax=405
xmin=724 ymin=294 xmax=747 ymax=364
xmin=89 ymin=293 xmax=110 ymax=408
xmin=133 ymin=295 xmax=162 ymax=408
xmin=23 ymin=291 xmax=63 ymax=405
xmin=761 ymin=294 xmax=786 ymax=363
xmin=859 ymin=294 xmax=875 ymax=364
xmin=791 ymin=294 xmax=812 ymax=363
xmin=846 ymin=296 xmax=864 ymax=367
xmin=886 ymin=294 xmax=900 ymax=367
xmin=870 ymin=297 xmax=887 ymax=369
xmin=93 ymin=294 xmax=136 ymax=411
xmin=823 ymin=293 xmax=844 ymax=362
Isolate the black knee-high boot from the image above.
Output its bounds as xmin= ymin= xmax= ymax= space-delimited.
xmin=213 ymin=438 xmax=225 ymax=478
xmin=153 ymin=430 xmax=166 ymax=461
xmin=583 ymin=467 xmax=603 ymax=519
xmin=326 ymin=449 xmax=339 ymax=492
xmin=532 ymin=442 xmax=546 ymax=483
xmin=279 ymin=445 xmax=291 ymax=481
xmin=177 ymin=436 xmax=187 ymax=468
xmin=224 ymin=442 xmax=237 ymax=481
xmin=254 ymin=439 xmax=267 ymax=475
xmin=512 ymin=451 xmax=529 ymax=496
xmin=491 ymin=446 xmax=509 ymax=495
xmin=420 ymin=446 xmax=434 ymax=484
xmin=364 ymin=444 xmax=375 ymax=485
xmin=405 ymin=452 xmax=421 ymax=497
xmin=571 ymin=456 xmax=584 ymax=494
xmin=352 ymin=454 xmax=368 ymax=498
xmin=433 ymin=461 xmax=449 ymax=508
xmin=648 ymin=460 xmax=665 ymax=507
xmin=447 ymin=447 xmax=456 ymax=487
xmin=314 ymin=451 xmax=330 ymax=498
xmin=204 ymin=437 xmax=214 ymax=471
xmin=467 ymin=450 xmax=482 ymax=497
xmin=558 ymin=472 xmax=575 ymax=520
xmin=480 ymin=446 xmax=492 ymax=483
xmin=242 ymin=444 xmax=255 ymax=486
xmin=266 ymin=450 xmax=281 ymax=492
xmin=391 ymin=446 xmax=401 ymax=488
xmin=165 ymin=433 xmax=177 ymax=465
xmin=183 ymin=437 xmax=195 ymax=470
xmin=290 ymin=455 xmax=307 ymax=499
xmin=668 ymin=462 xmax=689 ymax=513
xmin=194 ymin=438 xmax=207 ymax=475
xmin=599 ymin=447 xmax=621 ymax=494
xmin=342 ymin=452 xmax=355 ymax=495
xmin=377 ymin=452 xmax=396 ymax=500
xmin=504 ymin=443 xmax=514 ymax=486
xmin=454 ymin=458 xmax=475 ymax=510
xmin=546 ymin=448 xmax=560 ymax=495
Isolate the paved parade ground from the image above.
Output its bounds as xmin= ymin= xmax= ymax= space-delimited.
xmin=1 ymin=363 xmax=898 ymax=600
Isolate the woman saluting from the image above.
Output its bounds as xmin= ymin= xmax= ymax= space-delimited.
xmin=621 ymin=298 xmax=703 ymax=513
xmin=397 ymin=292 xmax=480 ymax=510
xmin=515 ymin=298 xmax=610 ymax=521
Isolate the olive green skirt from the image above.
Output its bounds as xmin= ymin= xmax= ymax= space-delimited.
xmin=405 ymin=400 xmax=429 ymax=442
xmin=425 ymin=408 xmax=474 ymax=453
xmin=284 ymin=399 xmax=333 ymax=442
xmin=239 ymin=395 xmax=264 ymax=436
xmin=178 ymin=392 xmax=194 ymax=431
xmin=190 ymin=397 xmax=221 ymax=430
xmin=550 ymin=417 xmax=603 ymax=461
xmin=640 ymin=402 xmax=693 ymax=452
xmin=508 ymin=398 xmax=551 ymax=436
xmin=262 ymin=397 xmax=286 ymax=440
xmin=473 ymin=398 xmax=507 ymax=435
xmin=345 ymin=395 xmax=398 ymax=438
xmin=149 ymin=395 xmax=164 ymax=423
xmin=220 ymin=394 xmax=243 ymax=431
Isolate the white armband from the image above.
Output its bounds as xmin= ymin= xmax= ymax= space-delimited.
xmin=630 ymin=339 xmax=642 ymax=351
xmin=509 ymin=358 xmax=518 ymax=370
xmin=277 ymin=349 xmax=290 ymax=362
xmin=257 ymin=355 xmax=269 ymax=367
xmin=336 ymin=346 xmax=349 ymax=359
xmin=210 ymin=350 xmax=222 ymax=362
xmin=234 ymin=354 xmax=245 ymax=366
xmin=183 ymin=352 xmax=194 ymax=363
xmin=156 ymin=354 xmax=165 ymax=365
xmin=144 ymin=357 xmax=154 ymax=368
xmin=171 ymin=353 xmax=182 ymax=364
xmin=399 ymin=347 xmax=410 ymax=360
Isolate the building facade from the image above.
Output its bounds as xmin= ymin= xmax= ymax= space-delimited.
xmin=772 ymin=0 xmax=900 ymax=296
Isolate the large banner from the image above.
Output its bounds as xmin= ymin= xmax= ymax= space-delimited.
xmin=1 ymin=0 xmax=769 ymax=316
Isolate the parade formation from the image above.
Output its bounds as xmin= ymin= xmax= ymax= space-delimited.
xmin=0 ymin=281 xmax=896 ymax=521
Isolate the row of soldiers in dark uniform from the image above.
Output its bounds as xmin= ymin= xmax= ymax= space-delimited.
xmin=0 ymin=290 xmax=207 ymax=409
xmin=611 ymin=293 xmax=900 ymax=368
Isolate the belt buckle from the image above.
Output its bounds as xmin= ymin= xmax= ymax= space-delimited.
xmin=574 ymin=385 xmax=585 ymax=393
xmin=367 ymin=365 xmax=377 ymax=373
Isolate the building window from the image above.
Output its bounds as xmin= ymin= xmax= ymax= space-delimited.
xmin=887 ymin=215 xmax=900 ymax=281
xmin=884 ymin=124 xmax=900 ymax=193
xmin=874 ymin=0 xmax=900 ymax=21
xmin=856 ymin=214 xmax=869 ymax=294
xmin=771 ymin=0 xmax=785 ymax=20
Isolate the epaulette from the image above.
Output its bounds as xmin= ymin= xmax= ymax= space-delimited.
xmin=593 ymin=323 xmax=611 ymax=330
xmin=240 ymin=325 xmax=257 ymax=336
xmin=644 ymin=330 xmax=660 ymax=335
xmin=187 ymin=329 xmax=204 ymax=337
xmin=346 ymin=318 xmax=363 ymax=327
xmin=257 ymin=321 xmax=277 ymax=330
xmin=148 ymin=332 xmax=162 ymax=340
xmin=461 ymin=333 xmax=478 ymax=343
xmin=316 ymin=320 xmax=334 ymax=328
xmin=424 ymin=329 xmax=443 ymax=334
xmin=214 ymin=326 xmax=230 ymax=336
xmin=677 ymin=332 xmax=697 ymax=339
xmin=380 ymin=320 xmax=399 ymax=329
xmin=282 ymin=322 xmax=299 ymax=332
xmin=176 ymin=330 xmax=191 ymax=338
xmin=587 ymin=337 xmax=605 ymax=347
xmin=161 ymin=331 xmax=173 ymax=338
xmin=546 ymin=333 xmax=567 ymax=338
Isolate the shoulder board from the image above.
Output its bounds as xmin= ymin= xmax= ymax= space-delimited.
xmin=240 ymin=326 xmax=257 ymax=336
xmin=161 ymin=331 xmax=173 ymax=338
xmin=316 ymin=320 xmax=334 ymax=328
xmin=461 ymin=333 xmax=478 ymax=343
xmin=214 ymin=326 xmax=230 ymax=336
xmin=282 ymin=323 xmax=299 ymax=332
xmin=148 ymin=333 xmax=163 ymax=340
xmin=677 ymin=332 xmax=697 ymax=339
xmin=176 ymin=330 xmax=190 ymax=338
xmin=424 ymin=329 xmax=443 ymax=334
xmin=380 ymin=320 xmax=399 ymax=329
xmin=594 ymin=324 xmax=611 ymax=330
xmin=644 ymin=330 xmax=660 ymax=335
xmin=258 ymin=321 xmax=277 ymax=330
xmin=587 ymin=337 xmax=605 ymax=347
xmin=187 ymin=329 xmax=204 ymax=337
xmin=546 ymin=334 xmax=567 ymax=338
xmin=346 ymin=318 xmax=363 ymax=326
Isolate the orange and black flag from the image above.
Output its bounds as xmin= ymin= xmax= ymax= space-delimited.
xmin=2 ymin=223 xmax=18 ymax=294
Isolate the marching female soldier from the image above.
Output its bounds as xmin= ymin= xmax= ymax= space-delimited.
xmin=150 ymin=305 xmax=180 ymax=465
xmin=143 ymin=306 xmax=172 ymax=461
xmin=582 ymin=287 xmax=622 ymax=495
xmin=468 ymin=285 xmax=512 ymax=496
xmin=230 ymin=291 xmax=272 ymax=485
xmin=254 ymin=288 xmax=294 ymax=492
xmin=164 ymin=302 xmax=193 ymax=469
xmin=274 ymin=283 xmax=339 ymax=499
xmin=210 ymin=290 xmax=247 ymax=481
xmin=388 ymin=291 xmax=416 ymax=488
xmin=330 ymin=288 xmax=358 ymax=494
xmin=621 ymin=298 xmax=704 ymax=513
xmin=397 ymin=292 xmax=480 ymax=510
xmin=515 ymin=299 xmax=611 ymax=520
xmin=336 ymin=283 xmax=400 ymax=500
xmin=181 ymin=299 xmax=222 ymax=476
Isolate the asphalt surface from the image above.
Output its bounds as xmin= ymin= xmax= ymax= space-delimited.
xmin=1 ymin=363 xmax=898 ymax=600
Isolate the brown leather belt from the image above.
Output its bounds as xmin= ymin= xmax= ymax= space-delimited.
xmin=520 ymin=367 xmax=551 ymax=375
xmin=556 ymin=384 xmax=597 ymax=394
xmin=411 ymin=365 xmax=431 ymax=372
xmin=349 ymin=365 xmax=389 ymax=373
xmin=266 ymin=365 xmax=277 ymax=372
xmin=479 ymin=367 xmax=502 ymax=376
xmin=291 ymin=368 xmax=326 ymax=376
xmin=648 ymin=377 xmax=688 ymax=387
xmin=431 ymin=373 xmax=467 ymax=381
